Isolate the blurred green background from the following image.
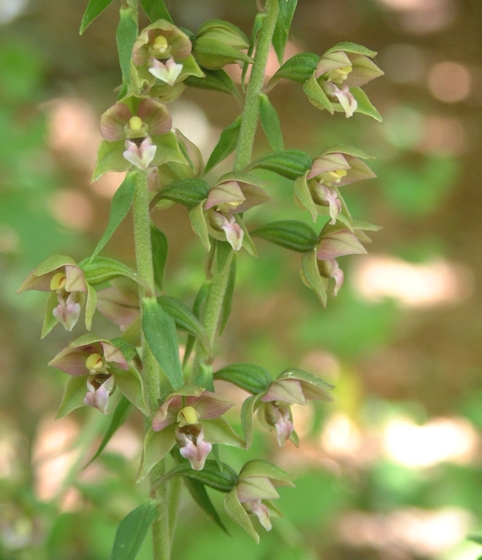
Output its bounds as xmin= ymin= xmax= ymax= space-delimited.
xmin=1 ymin=0 xmax=482 ymax=558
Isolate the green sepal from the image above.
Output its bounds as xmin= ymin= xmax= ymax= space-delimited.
xmin=202 ymin=418 xmax=244 ymax=448
xmin=56 ymin=375 xmax=87 ymax=420
xmin=351 ymin=87 xmax=383 ymax=122
xmin=267 ymin=52 xmax=319 ymax=89
xmin=113 ymin=365 xmax=150 ymax=416
xmin=189 ymin=201 xmax=211 ymax=252
xmin=224 ymin=489 xmax=259 ymax=543
xmin=184 ymin=478 xmax=230 ymax=534
xmin=300 ymin=250 xmax=327 ymax=306
xmin=141 ymin=298 xmax=184 ymax=390
xmin=303 ymin=72 xmax=334 ymax=113
xmin=323 ymin=41 xmax=378 ymax=58
xmin=157 ymin=295 xmax=212 ymax=358
xmin=41 ymin=291 xmax=60 ymax=339
xmin=20 ymin=253 xmax=78 ymax=282
xmin=154 ymin=459 xmax=237 ymax=493
xmin=205 ymin=117 xmax=241 ymax=174
xmin=110 ymin=337 xmax=138 ymax=362
xmin=240 ymin=394 xmax=260 ymax=450
xmin=84 ymin=396 xmax=132 ymax=468
xmin=116 ymin=7 xmax=138 ymax=94
xmin=293 ymin=173 xmax=317 ymax=222
xmin=218 ymin=251 xmax=236 ymax=336
xmin=240 ymin=459 xmax=294 ymax=486
xmin=278 ymin=367 xmax=334 ymax=400
xmin=151 ymin=224 xmax=168 ymax=291
xmin=137 ymin=426 xmax=176 ymax=482
xmin=184 ymin=68 xmax=241 ymax=100
xmin=259 ymin=93 xmax=284 ymax=152
xmin=251 ymin=220 xmax=318 ymax=253
xmin=237 ymin=216 xmax=258 ymax=257
xmin=193 ymin=37 xmax=253 ymax=70
xmin=80 ymin=0 xmax=115 ymax=34
xmin=272 ymin=0 xmax=298 ymax=64
xmin=218 ymin=171 xmax=268 ymax=189
xmin=247 ymin=150 xmax=311 ymax=180
xmin=154 ymin=178 xmax=210 ymax=210
xmin=81 ymin=256 xmax=145 ymax=288
xmin=90 ymin=172 xmax=136 ymax=261
xmin=140 ymin=0 xmax=173 ymax=23
xmin=108 ymin=502 xmax=157 ymax=560
xmin=214 ymin=363 xmax=272 ymax=395
xmin=85 ymin=283 xmax=97 ymax=330
xmin=321 ymin=144 xmax=375 ymax=159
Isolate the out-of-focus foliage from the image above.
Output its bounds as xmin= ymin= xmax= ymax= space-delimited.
xmin=2 ymin=0 xmax=482 ymax=559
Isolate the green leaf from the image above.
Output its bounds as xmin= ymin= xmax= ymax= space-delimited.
xmin=140 ymin=0 xmax=173 ymax=23
xmin=205 ymin=117 xmax=241 ymax=174
xmin=300 ymin=250 xmax=327 ymax=306
xmin=184 ymin=68 xmax=241 ymax=100
xmin=90 ymin=172 xmax=136 ymax=261
xmin=155 ymin=178 xmax=210 ymax=210
xmin=248 ymin=149 xmax=311 ymax=180
xmin=189 ymin=201 xmax=211 ymax=252
xmin=56 ymin=376 xmax=87 ymax=419
xmin=351 ymin=87 xmax=383 ymax=122
xmin=251 ymin=220 xmax=318 ymax=253
xmin=137 ymin=426 xmax=176 ymax=482
xmin=259 ymin=94 xmax=284 ymax=152
xmin=214 ymin=363 xmax=272 ymax=395
xmin=80 ymin=0 xmax=115 ymax=34
xmin=108 ymin=502 xmax=157 ymax=560
xmin=84 ymin=397 xmax=132 ymax=468
xmin=184 ymin=478 xmax=229 ymax=533
xmin=141 ymin=298 xmax=184 ymax=390
xmin=218 ymin=252 xmax=236 ymax=336
xmin=268 ymin=52 xmax=319 ymax=87
xmin=224 ymin=489 xmax=259 ymax=543
xmin=155 ymin=460 xmax=237 ymax=493
xmin=116 ymin=7 xmax=138 ymax=93
xmin=273 ymin=0 xmax=298 ymax=64
xmin=157 ymin=296 xmax=211 ymax=357
xmin=151 ymin=224 xmax=168 ymax=291
xmin=81 ymin=256 xmax=144 ymax=287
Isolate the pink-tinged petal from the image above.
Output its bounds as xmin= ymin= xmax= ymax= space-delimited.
xmin=64 ymin=264 xmax=87 ymax=294
xmin=344 ymin=55 xmax=384 ymax=88
xmin=317 ymin=229 xmax=366 ymax=260
xmin=204 ymin=181 xmax=245 ymax=212
xmin=187 ymin=391 xmax=234 ymax=419
xmin=100 ymin=103 xmax=132 ymax=141
xmin=152 ymin=395 xmax=182 ymax=431
xmin=100 ymin=342 xmax=129 ymax=370
xmin=123 ymin=138 xmax=157 ymax=170
xmin=339 ymin=155 xmax=376 ymax=186
xmin=53 ymin=292 xmax=83 ymax=331
xmin=96 ymin=285 xmax=140 ymax=329
xmin=148 ymin=57 xmax=183 ymax=85
xmin=174 ymin=129 xmax=204 ymax=176
xmin=137 ymin=98 xmax=172 ymax=136
xmin=249 ymin=500 xmax=272 ymax=531
xmin=237 ymin=476 xmax=279 ymax=503
xmin=310 ymin=183 xmax=341 ymax=224
xmin=261 ymin=379 xmax=306 ymax=405
xmin=235 ymin=183 xmax=272 ymax=214
xmin=84 ymin=375 xmax=115 ymax=414
xmin=315 ymin=50 xmax=352 ymax=80
xmin=178 ymin=429 xmax=212 ymax=470
xmin=319 ymin=258 xmax=344 ymax=296
xmin=308 ymin=152 xmax=350 ymax=180
xmin=273 ymin=405 xmax=295 ymax=447
xmin=49 ymin=346 xmax=91 ymax=376
xmin=324 ymin=83 xmax=357 ymax=118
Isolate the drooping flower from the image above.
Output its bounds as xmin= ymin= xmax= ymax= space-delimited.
xmin=17 ymin=255 xmax=90 ymax=337
xmin=131 ymin=20 xmax=204 ymax=100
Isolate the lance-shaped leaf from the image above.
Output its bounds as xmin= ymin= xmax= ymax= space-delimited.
xmin=251 ymin=220 xmax=318 ymax=253
xmin=153 ymin=178 xmax=210 ymax=210
xmin=140 ymin=0 xmax=173 ymax=23
xmin=157 ymin=296 xmax=212 ymax=357
xmin=214 ymin=363 xmax=272 ymax=395
xmin=81 ymin=257 xmax=145 ymax=288
xmin=90 ymin=172 xmax=136 ymax=261
xmin=116 ymin=7 xmax=138 ymax=93
xmin=218 ymin=252 xmax=236 ymax=336
xmin=266 ymin=52 xmax=319 ymax=90
xmin=205 ymin=117 xmax=241 ymax=174
xmin=141 ymin=298 xmax=184 ymax=390
xmin=185 ymin=68 xmax=241 ymax=100
xmin=247 ymin=150 xmax=311 ymax=180
xmin=184 ymin=478 xmax=229 ymax=534
xmin=80 ymin=0 xmax=115 ymax=34
xmin=272 ymin=0 xmax=298 ymax=64
xmin=84 ymin=397 xmax=132 ymax=468
xmin=259 ymin=94 xmax=284 ymax=152
xmin=154 ymin=460 xmax=237 ymax=493
xmin=108 ymin=502 xmax=157 ymax=560
xmin=151 ymin=224 xmax=168 ymax=291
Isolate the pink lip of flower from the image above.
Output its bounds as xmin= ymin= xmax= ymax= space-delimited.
xmin=212 ymin=212 xmax=244 ymax=252
xmin=319 ymin=258 xmax=344 ymax=296
xmin=123 ymin=137 xmax=157 ymax=170
xmin=84 ymin=374 xmax=115 ymax=415
xmin=148 ymin=57 xmax=184 ymax=85
xmin=323 ymin=82 xmax=357 ymax=118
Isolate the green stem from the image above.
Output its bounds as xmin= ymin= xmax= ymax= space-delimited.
xmin=132 ymin=170 xmax=170 ymax=560
xmin=234 ymin=0 xmax=280 ymax=172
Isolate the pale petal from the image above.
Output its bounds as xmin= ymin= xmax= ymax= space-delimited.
xmin=148 ymin=57 xmax=183 ymax=86
xmin=123 ymin=138 xmax=157 ymax=170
